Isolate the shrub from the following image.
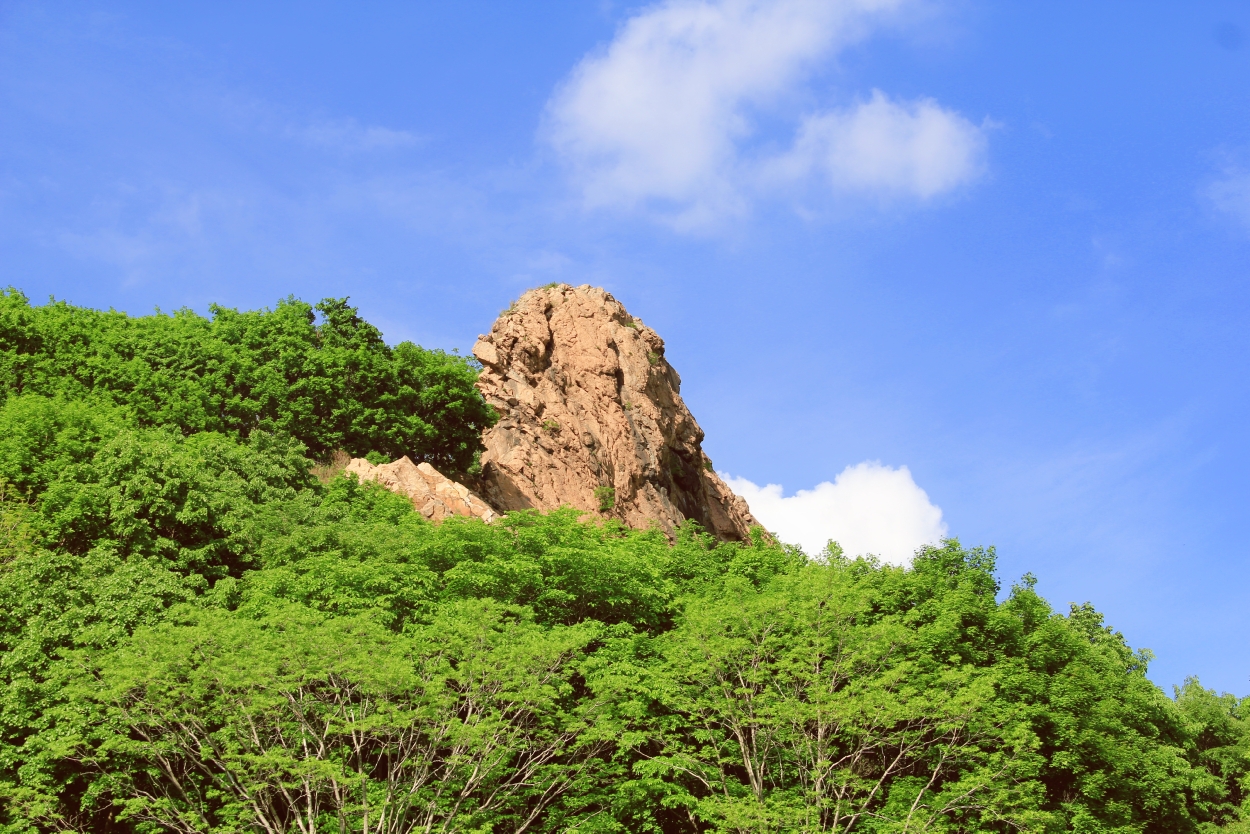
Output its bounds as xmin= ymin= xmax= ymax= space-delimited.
xmin=594 ymin=485 xmax=615 ymax=512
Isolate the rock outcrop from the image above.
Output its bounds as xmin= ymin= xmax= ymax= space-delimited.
xmin=345 ymin=456 xmax=498 ymax=523
xmin=472 ymin=284 xmax=759 ymax=541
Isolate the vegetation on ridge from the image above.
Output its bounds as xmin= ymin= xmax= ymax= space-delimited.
xmin=0 ymin=289 xmax=495 ymax=476
xmin=0 ymin=290 xmax=1245 ymax=833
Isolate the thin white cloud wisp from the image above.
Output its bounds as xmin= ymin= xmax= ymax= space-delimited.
xmin=294 ymin=118 xmax=421 ymax=153
xmin=724 ymin=461 xmax=947 ymax=564
xmin=543 ymin=0 xmax=986 ymax=225
xmin=1207 ymin=166 xmax=1250 ymax=230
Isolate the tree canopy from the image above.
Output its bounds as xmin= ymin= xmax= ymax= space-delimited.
xmin=0 ymin=289 xmax=495 ymax=475
xmin=0 ymin=290 xmax=1245 ymax=833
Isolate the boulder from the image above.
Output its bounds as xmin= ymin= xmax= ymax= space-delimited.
xmin=472 ymin=283 xmax=759 ymax=541
xmin=345 ymin=456 xmax=498 ymax=523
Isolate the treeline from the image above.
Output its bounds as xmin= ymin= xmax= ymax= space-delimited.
xmin=0 ymin=289 xmax=494 ymax=475
xmin=0 ymin=290 xmax=1246 ymax=833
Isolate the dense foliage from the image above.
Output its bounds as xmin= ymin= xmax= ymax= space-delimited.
xmin=0 ymin=292 xmax=1246 ymax=833
xmin=0 ymin=289 xmax=495 ymax=475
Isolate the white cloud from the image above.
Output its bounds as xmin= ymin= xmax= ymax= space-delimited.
xmin=780 ymin=90 xmax=986 ymax=199
xmin=543 ymin=0 xmax=986 ymax=225
xmin=295 ymin=118 xmax=421 ymax=153
xmin=723 ymin=461 xmax=947 ymax=564
xmin=1207 ymin=166 xmax=1250 ymax=229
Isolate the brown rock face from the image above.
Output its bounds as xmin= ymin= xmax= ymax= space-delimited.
xmin=345 ymin=456 xmax=498 ymax=523
xmin=472 ymin=284 xmax=758 ymax=541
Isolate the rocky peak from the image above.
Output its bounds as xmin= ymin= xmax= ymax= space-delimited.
xmin=472 ymin=283 xmax=758 ymax=541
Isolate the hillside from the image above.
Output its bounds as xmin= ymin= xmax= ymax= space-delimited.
xmin=0 ymin=287 xmax=1245 ymax=834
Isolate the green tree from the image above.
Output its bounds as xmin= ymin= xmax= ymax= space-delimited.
xmin=0 ymin=392 xmax=313 ymax=576
xmin=0 ymin=511 xmax=197 ymax=831
xmin=0 ymin=289 xmax=494 ymax=474
xmin=87 ymin=601 xmax=608 ymax=833
xmin=593 ymin=545 xmax=1046 ymax=833
xmin=1173 ymin=677 xmax=1249 ymax=831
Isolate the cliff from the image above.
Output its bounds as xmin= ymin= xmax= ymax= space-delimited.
xmin=472 ymin=284 xmax=758 ymax=541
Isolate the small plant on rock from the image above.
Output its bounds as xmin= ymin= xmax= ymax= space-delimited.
xmin=542 ymin=418 xmax=560 ymax=433
xmin=594 ymin=485 xmax=616 ymax=512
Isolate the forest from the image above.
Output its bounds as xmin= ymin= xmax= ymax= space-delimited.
xmin=0 ymin=287 xmax=1245 ymax=833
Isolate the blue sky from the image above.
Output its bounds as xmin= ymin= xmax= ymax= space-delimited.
xmin=2 ymin=1 xmax=1248 ymax=694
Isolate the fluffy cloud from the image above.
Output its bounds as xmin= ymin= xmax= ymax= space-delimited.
xmin=723 ymin=461 xmax=947 ymax=564
xmin=543 ymin=0 xmax=986 ymax=225
xmin=782 ymin=90 xmax=987 ymax=198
